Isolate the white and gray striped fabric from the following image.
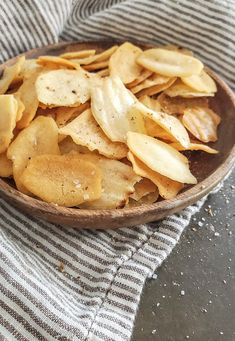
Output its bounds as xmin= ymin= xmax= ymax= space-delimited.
xmin=0 ymin=1 xmax=234 ymax=340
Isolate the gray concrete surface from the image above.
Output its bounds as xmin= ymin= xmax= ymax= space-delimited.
xmin=133 ymin=169 xmax=235 ymax=341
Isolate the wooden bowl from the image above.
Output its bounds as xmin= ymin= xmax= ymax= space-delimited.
xmin=0 ymin=41 xmax=235 ymax=229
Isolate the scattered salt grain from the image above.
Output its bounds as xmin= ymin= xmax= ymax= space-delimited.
xmin=214 ymin=232 xmax=220 ymax=237
xmin=198 ymin=221 xmax=204 ymax=227
xmin=152 ymin=274 xmax=158 ymax=279
xmin=152 ymin=329 xmax=156 ymax=335
xmin=180 ymin=290 xmax=185 ymax=296
xmin=156 ymin=303 xmax=160 ymax=307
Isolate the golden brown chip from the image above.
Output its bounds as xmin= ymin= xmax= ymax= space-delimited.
xmin=137 ymin=48 xmax=203 ymax=77
xmin=0 ymin=95 xmax=18 ymax=153
xmin=59 ymin=137 xmax=94 ymax=155
xmin=96 ymin=68 xmax=109 ymax=77
xmin=164 ymin=79 xmax=214 ymax=98
xmin=130 ymin=73 xmax=172 ymax=94
xmin=144 ymin=117 xmax=176 ymax=142
xmin=130 ymin=178 xmax=157 ymax=201
xmin=59 ymin=108 xmax=128 ymax=159
xmin=55 ymin=101 xmax=90 ymax=127
xmin=60 ymin=49 xmax=96 ymax=59
xmin=7 ymin=116 xmax=60 ymax=193
xmin=109 ymin=42 xmax=143 ymax=84
xmin=37 ymin=56 xmax=80 ymax=70
xmin=139 ymin=95 xmax=161 ymax=112
xmin=71 ymin=45 xmax=118 ymax=65
xmin=14 ymin=94 xmax=25 ymax=122
xmin=78 ymin=153 xmax=141 ymax=209
xmin=16 ymin=71 xmax=39 ymax=129
xmin=0 ymin=152 xmax=13 ymax=177
xmin=127 ymin=190 xmax=159 ymax=207
xmin=21 ymin=154 xmax=102 ymax=206
xmin=126 ymin=69 xmax=153 ymax=88
xmin=127 ymin=132 xmax=197 ymax=184
xmin=134 ymin=77 xmax=177 ymax=97
xmin=170 ymin=142 xmax=218 ymax=154
xmin=83 ymin=60 xmax=109 ymax=71
xmin=182 ymin=107 xmax=221 ymax=143
xmin=36 ymin=69 xmax=91 ymax=107
xmin=0 ymin=56 xmax=25 ymax=95
xmin=181 ymin=70 xmax=217 ymax=93
xmin=161 ymin=44 xmax=194 ymax=56
xmin=158 ymin=93 xmax=208 ymax=115
xmin=128 ymin=151 xmax=183 ymax=199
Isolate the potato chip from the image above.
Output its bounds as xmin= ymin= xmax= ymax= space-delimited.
xmin=127 ymin=132 xmax=197 ymax=184
xmin=161 ymin=44 xmax=193 ymax=56
xmin=0 ymin=152 xmax=13 ymax=177
xmin=144 ymin=117 xmax=176 ymax=142
xmin=181 ymin=70 xmax=217 ymax=93
xmin=130 ymin=73 xmax=172 ymax=94
xmin=13 ymin=94 xmax=25 ymax=121
xmin=59 ymin=137 xmax=93 ymax=155
xmin=170 ymin=142 xmax=218 ymax=154
xmin=0 ymin=95 xmax=18 ymax=153
xmin=71 ymin=46 xmax=118 ymax=65
xmin=128 ymin=151 xmax=183 ymax=199
xmin=139 ymin=95 xmax=161 ymax=112
xmin=37 ymin=56 xmax=80 ymax=70
xmin=55 ymin=101 xmax=90 ymax=127
xmin=7 ymin=116 xmax=60 ymax=193
xmin=126 ymin=69 xmax=153 ymax=88
xmin=109 ymin=42 xmax=143 ymax=84
xmin=60 ymin=49 xmax=96 ymax=59
xmin=137 ymin=48 xmax=203 ymax=77
xmin=83 ymin=60 xmax=109 ymax=71
xmin=127 ymin=190 xmax=159 ymax=207
xmin=21 ymin=154 xmax=102 ymax=206
xmin=134 ymin=78 xmax=177 ymax=97
xmin=78 ymin=153 xmax=141 ymax=209
xmin=158 ymin=93 xmax=208 ymax=115
xmin=130 ymin=177 xmax=157 ymax=201
xmin=97 ymin=68 xmax=109 ymax=77
xmin=0 ymin=56 xmax=25 ymax=95
xmin=16 ymin=71 xmax=39 ymax=129
xmin=136 ymin=102 xmax=190 ymax=148
xmin=60 ymin=108 xmax=128 ymax=159
xmin=182 ymin=107 xmax=221 ymax=143
xmin=36 ymin=106 xmax=58 ymax=120
xmin=36 ymin=69 xmax=91 ymax=107
xmin=91 ymin=75 xmax=146 ymax=142
xmin=19 ymin=59 xmax=41 ymax=79
xmin=164 ymin=79 xmax=214 ymax=98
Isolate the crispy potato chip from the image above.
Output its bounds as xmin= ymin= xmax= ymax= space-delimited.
xmin=37 ymin=56 xmax=80 ymax=70
xmin=96 ymin=68 xmax=109 ymax=77
xmin=127 ymin=191 xmax=159 ymax=207
xmin=59 ymin=137 xmax=93 ymax=155
xmin=182 ymin=107 xmax=221 ymax=143
xmin=139 ymin=95 xmax=161 ymax=112
xmin=13 ymin=94 xmax=25 ymax=121
xmin=181 ymin=70 xmax=217 ymax=93
xmin=170 ymin=142 xmax=218 ymax=154
xmin=0 ymin=152 xmax=13 ymax=177
xmin=16 ymin=71 xmax=39 ymax=129
xmin=127 ymin=132 xmax=197 ymax=184
xmin=36 ymin=69 xmax=91 ymax=107
xmin=36 ymin=106 xmax=58 ymax=120
xmin=71 ymin=46 xmax=118 ymax=65
xmin=78 ymin=153 xmax=141 ymax=209
xmin=55 ymin=101 xmax=90 ymax=127
xmin=158 ymin=93 xmax=208 ymax=115
xmin=164 ymin=79 xmax=214 ymax=98
xmin=126 ymin=69 xmax=153 ymax=88
xmin=21 ymin=154 xmax=102 ymax=206
xmin=60 ymin=108 xmax=128 ymax=159
xmin=130 ymin=177 xmax=157 ymax=201
xmin=134 ymin=78 xmax=176 ymax=97
xmin=109 ymin=42 xmax=143 ymax=84
xmin=7 ymin=116 xmax=60 ymax=193
xmin=0 ymin=56 xmax=25 ymax=95
xmin=161 ymin=44 xmax=193 ymax=56
xmin=0 ymin=95 xmax=18 ymax=153
xmin=60 ymin=49 xmax=96 ymax=59
xmin=130 ymin=73 xmax=171 ymax=94
xmin=91 ymin=76 xmax=146 ymax=143
xmin=83 ymin=60 xmax=109 ymax=71
xmin=19 ymin=59 xmax=41 ymax=79
xmin=144 ymin=117 xmax=176 ymax=142
xmin=136 ymin=102 xmax=190 ymax=147
xmin=137 ymin=48 xmax=203 ymax=77
xmin=128 ymin=151 xmax=183 ymax=199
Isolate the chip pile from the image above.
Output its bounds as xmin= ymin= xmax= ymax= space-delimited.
xmin=0 ymin=42 xmax=221 ymax=209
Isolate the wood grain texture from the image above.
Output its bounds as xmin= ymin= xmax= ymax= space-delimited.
xmin=0 ymin=41 xmax=235 ymax=229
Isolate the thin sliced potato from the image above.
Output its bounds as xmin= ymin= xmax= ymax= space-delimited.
xmin=91 ymin=75 xmax=146 ymax=143
xmin=0 ymin=152 xmax=13 ymax=177
xmin=59 ymin=137 xmax=94 ymax=155
xmin=126 ymin=69 xmax=152 ymax=88
xmin=71 ymin=46 xmax=118 ymax=65
xmin=127 ymin=191 xmax=159 ymax=207
xmin=136 ymin=102 xmax=190 ymax=148
xmin=158 ymin=93 xmax=208 ymax=115
xmin=127 ymin=132 xmax=197 ymax=184
xmin=59 ymin=108 xmax=128 ymax=159
xmin=55 ymin=102 xmax=90 ymax=127
xmin=128 ymin=151 xmax=183 ymax=199
xmin=164 ymin=79 xmax=214 ymax=98
xmin=0 ymin=56 xmax=25 ymax=95
xmin=130 ymin=178 xmax=157 ymax=201
xmin=21 ymin=154 xmax=102 ymax=206
xmin=161 ymin=44 xmax=193 ymax=56
xmin=144 ymin=117 xmax=176 ymax=142
xmin=139 ymin=95 xmax=161 ymax=112
xmin=109 ymin=42 xmax=143 ymax=84
xmin=0 ymin=95 xmax=18 ymax=153
xmin=16 ymin=71 xmax=39 ymax=129
xmin=36 ymin=69 xmax=91 ymax=107
xmin=7 ymin=116 xmax=60 ymax=193
xmin=14 ymin=94 xmax=25 ymax=122
xmin=137 ymin=48 xmax=203 ymax=77
xmin=134 ymin=78 xmax=176 ymax=97
xmin=170 ymin=142 xmax=218 ymax=154
xmin=60 ymin=49 xmax=96 ymax=59
xmin=83 ymin=60 xmax=109 ymax=71
xmin=96 ymin=68 xmax=109 ymax=77
xmin=130 ymin=73 xmax=171 ymax=94
xmin=181 ymin=70 xmax=217 ymax=93
xmin=78 ymin=153 xmax=141 ymax=209
xmin=182 ymin=107 xmax=221 ymax=143
xmin=37 ymin=56 xmax=80 ymax=70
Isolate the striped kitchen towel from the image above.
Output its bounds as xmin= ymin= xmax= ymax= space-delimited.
xmin=0 ymin=1 xmax=234 ymax=340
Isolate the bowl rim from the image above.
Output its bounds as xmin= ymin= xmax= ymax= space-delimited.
xmin=0 ymin=40 xmax=235 ymax=222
